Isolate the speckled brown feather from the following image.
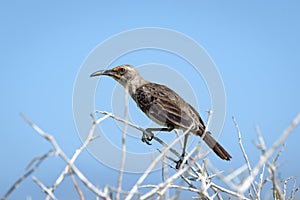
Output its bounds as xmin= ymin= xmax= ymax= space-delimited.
xmin=132 ymin=82 xmax=232 ymax=161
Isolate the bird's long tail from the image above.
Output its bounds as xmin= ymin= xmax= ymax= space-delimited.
xmin=197 ymin=131 xmax=232 ymax=161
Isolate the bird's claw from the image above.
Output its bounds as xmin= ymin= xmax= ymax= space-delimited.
xmin=141 ymin=131 xmax=153 ymax=145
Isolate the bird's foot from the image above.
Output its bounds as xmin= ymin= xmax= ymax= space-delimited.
xmin=141 ymin=130 xmax=154 ymax=145
xmin=175 ymin=155 xmax=188 ymax=169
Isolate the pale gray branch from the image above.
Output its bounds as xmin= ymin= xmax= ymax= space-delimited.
xmin=238 ymin=113 xmax=300 ymax=194
xmin=21 ymin=113 xmax=110 ymax=199
xmin=32 ymin=176 xmax=57 ymax=200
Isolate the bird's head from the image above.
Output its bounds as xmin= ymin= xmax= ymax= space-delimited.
xmin=90 ymin=64 xmax=146 ymax=89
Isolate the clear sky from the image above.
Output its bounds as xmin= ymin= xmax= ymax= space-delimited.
xmin=1 ymin=1 xmax=300 ymax=199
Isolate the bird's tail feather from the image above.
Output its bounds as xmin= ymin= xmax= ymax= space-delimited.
xmin=197 ymin=131 xmax=232 ymax=161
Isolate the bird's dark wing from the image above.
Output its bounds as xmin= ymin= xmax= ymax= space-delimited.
xmin=132 ymin=83 xmax=204 ymax=131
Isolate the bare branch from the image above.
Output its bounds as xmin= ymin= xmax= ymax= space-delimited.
xmin=125 ymin=125 xmax=193 ymax=200
xmin=256 ymin=163 xmax=266 ymax=197
xmin=96 ymin=110 xmax=182 ymax=160
xmin=116 ymin=89 xmax=129 ymax=200
xmin=1 ymin=150 xmax=53 ymax=200
xmin=140 ymin=135 xmax=215 ymax=200
xmin=288 ymin=177 xmax=299 ymax=200
xmin=7 ymin=111 xmax=298 ymax=200
xmin=255 ymin=126 xmax=266 ymax=153
xmin=32 ymin=176 xmax=57 ymax=200
xmin=267 ymin=162 xmax=283 ymax=200
xmin=232 ymin=117 xmax=258 ymax=197
xmin=210 ymin=182 xmax=250 ymax=200
xmin=274 ymin=142 xmax=286 ymax=164
xmin=70 ymin=171 xmax=85 ymax=200
xmin=47 ymin=114 xmax=109 ymax=197
xmin=21 ymin=113 xmax=110 ymax=199
xmin=238 ymin=113 xmax=300 ymax=194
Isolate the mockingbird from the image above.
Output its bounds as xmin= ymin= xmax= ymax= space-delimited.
xmin=91 ymin=64 xmax=231 ymax=168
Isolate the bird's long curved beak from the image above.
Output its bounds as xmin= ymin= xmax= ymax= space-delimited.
xmin=90 ymin=69 xmax=115 ymax=77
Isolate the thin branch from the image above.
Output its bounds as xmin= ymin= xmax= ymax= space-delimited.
xmin=46 ymin=114 xmax=109 ymax=199
xmin=105 ymin=185 xmax=139 ymax=195
xmin=125 ymin=125 xmax=193 ymax=200
xmin=210 ymin=182 xmax=250 ymax=200
xmin=268 ymin=162 xmax=283 ymax=200
xmin=96 ymin=110 xmax=182 ymax=160
xmin=70 ymin=170 xmax=85 ymax=200
xmin=274 ymin=142 xmax=286 ymax=164
xmin=224 ymin=164 xmax=248 ymax=183
xmin=283 ymin=177 xmax=294 ymax=200
xmin=139 ymin=184 xmax=209 ymax=195
xmin=44 ymin=114 xmax=108 ymax=200
xmin=255 ymin=126 xmax=266 ymax=153
xmin=1 ymin=150 xmax=54 ymax=200
xmin=140 ymin=136 xmax=213 ymax=200
xmin=232 ymin=117 xmax=258 ymax=197
xmin=206 ymin=160 xmax=238 ymax=190
xmin=32 ymin=176 xmax=57 ymax=200
xmin=174 ymin=129 xmax=184 ymax=148
xmin=11 ymin=110 xmax=298 ymax=200
xmin=116 ymin=89 xmax=129 ymax=200
xmin=238 ymin=113 xmax=300 ymax=193
xmin=256 ymin=163 xmax=266 ymax=197
xmin=158 ymin=149 xmax=198 ymax=190
xmin=20 ymin=113 xmax=110 ymax=199
xmin=288 ymin=176 xmax=299 ymax=200
xmin=161 ymin=154 xmax=170 ymax=200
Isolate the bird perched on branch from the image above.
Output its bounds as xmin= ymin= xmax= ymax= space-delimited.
xmin=90 ymin=64 xmax=231 ymax=168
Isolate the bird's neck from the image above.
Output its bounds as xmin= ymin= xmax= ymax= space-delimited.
xmin=125 ymin=76 xmax=149 ymax=97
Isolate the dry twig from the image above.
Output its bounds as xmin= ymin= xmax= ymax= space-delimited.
xmin=233 ymin=117 xmax=258 ymax=197
xmin=238 ymin=113 xmax=300 ymax=194
xmin=3 ymin=111 xmax=299 ymax=200
xmin=1 ymin=150 xmax=54 ymax=200
xmin=20 ymin=113 xmax=110 ymax=199
xmin=116 ymin=89 xmax=129 ymax=200
xmin=32 ymin=176 xmax=57 ymax=200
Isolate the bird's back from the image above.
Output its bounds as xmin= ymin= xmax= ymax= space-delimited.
xmin=132 ymin=82 xmax=205 ymax=132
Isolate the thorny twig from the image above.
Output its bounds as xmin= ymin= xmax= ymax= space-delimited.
xmin=2 ymin=112 xmax=300 ymax=200
xmin=70 ymin=170 xmax=84 ymax=200
xmin=125 ymin=125 xmax=194 ymax=200
xmin=32 ymin=176 xmax=57 ymax=200
xmin=20 ymin=113 xmax=110 ymax=199
xmin=116 ymin=89 xmax=129 ymax=200
xmin=1 ymin=150 xmax=54 ymax=200
xmin=238 ymin=113 xmax=300 ymax=194
xmin=233 ymin=117 xmax=258 ymax=197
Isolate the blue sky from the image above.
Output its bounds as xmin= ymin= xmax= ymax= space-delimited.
xmin=1 ymin=1 xmax=300 ymax=199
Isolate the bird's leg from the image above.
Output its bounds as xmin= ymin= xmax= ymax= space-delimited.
xmin=175 ymin=133 xmax=189 ymax=169
xmin=141 ymin=126 xmax=174 ymax=145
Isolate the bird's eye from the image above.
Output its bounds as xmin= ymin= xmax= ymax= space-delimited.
xmin=119 ymin=67 xmax=126 ymax=74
